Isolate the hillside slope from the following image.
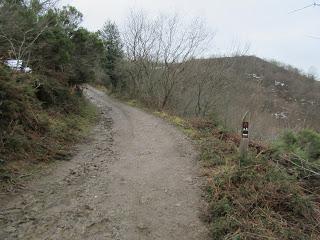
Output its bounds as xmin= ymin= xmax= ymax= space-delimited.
xmin=226 ymin=56 xmax=320 ymax=128
xmin=171 ymin=56 xmax=320 ymax=140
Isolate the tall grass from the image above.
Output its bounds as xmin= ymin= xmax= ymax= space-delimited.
xmin=193 ymin=122 xmax=320 ymax=239
xmin=154 ymin=114 xmax=320 ymax=239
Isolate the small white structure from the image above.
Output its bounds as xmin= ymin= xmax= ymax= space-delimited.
xmin=4 ymin=59 xmax=32 ymax=73
xmin=247 ymin=73 xmax=262 ymax=80
xmin=274 ymin=80 xmax=285 ymax=87
xmin=273 ymin=112 xmax=288 ymax=119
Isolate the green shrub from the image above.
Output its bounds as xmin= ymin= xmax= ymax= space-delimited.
xmin=273 ymin=129 xmax=320 ymax=178
xmin=197 ymin=125 xmax=320 ymax=239
xmin=209 ymin=197 xmax=233 ymax=219
xmin=297 ymin=129 xmax=320 ymax=161
xmin=281 ymin=130 xmax=298 ymax=150
xmin=0 ymin=64 xmax=97 ymax=168
xmin=206 ymin=156 xmax=319 ymax=239
xmin=210 ymin=217 xmax=239 ymax=240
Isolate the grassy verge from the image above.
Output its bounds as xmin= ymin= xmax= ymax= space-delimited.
xmin=157 ymin=113 xmax=320 ymax=239
xmin=102 ymin=86 xmax=320 ymax=239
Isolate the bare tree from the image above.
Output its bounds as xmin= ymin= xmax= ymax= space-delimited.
xmin=174 ymin=41 xmax=250 ymax=118
xmin=122 ymin=10 xmax=160 ymax=97
xmin=122 ymin=10 xmax=211 ymax=109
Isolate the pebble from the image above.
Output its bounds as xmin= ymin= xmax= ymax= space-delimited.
xmin=6 ymin=226 xmax=16 ymax=233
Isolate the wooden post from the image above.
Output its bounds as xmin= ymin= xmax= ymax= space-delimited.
xmin=239 ymin=111 xmax=250 ymax=160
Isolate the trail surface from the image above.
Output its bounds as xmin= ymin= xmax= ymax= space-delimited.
xmin=0 ymin=86 xmax=208 ymax=240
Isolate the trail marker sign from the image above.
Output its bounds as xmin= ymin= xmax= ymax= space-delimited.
xmin=242 ymin=122 xmax=249 ymax=138
xmin=239 ymin=112 xmax=250 ymax=160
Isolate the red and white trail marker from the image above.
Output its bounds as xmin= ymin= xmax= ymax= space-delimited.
xmin=242 ymin=122 xmax=249 ymax=139
xmin=240 ymin=112 xmax=250 ymax=159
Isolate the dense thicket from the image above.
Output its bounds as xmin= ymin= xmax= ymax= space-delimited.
xmin=0 ymin=0 xmax=108 ymax=178
xmin=0 ymin=1 xmax=108 ymax=85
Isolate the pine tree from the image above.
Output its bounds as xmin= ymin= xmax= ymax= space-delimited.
xmin=100 ymin=21 xmax=123 ymax=89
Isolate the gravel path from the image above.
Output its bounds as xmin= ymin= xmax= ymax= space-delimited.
xmin=0 ymin=86 xmax=208 ymax=240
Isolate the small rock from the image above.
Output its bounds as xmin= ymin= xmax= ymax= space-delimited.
xmin=6 ymin=226 xmax=16 ymax=233
xmin=137 ymin=223 xmax=147 ymax=230
xmin=184 ymin=176 xmax=193 ymax=183
xmin=140 ymin=197 xmax=148 ymax=204
xmin=84 ymin=204 xmax=93 ymax=210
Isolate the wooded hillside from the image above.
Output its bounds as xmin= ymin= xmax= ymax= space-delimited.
xmin=0 ymin=0 xmax=110 ymax=184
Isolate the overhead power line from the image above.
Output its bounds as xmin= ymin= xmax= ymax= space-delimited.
xmin=306 ymin=35 xmax=320 ymax=40
xmin=289 ymin=2 xmax=320 ymax=14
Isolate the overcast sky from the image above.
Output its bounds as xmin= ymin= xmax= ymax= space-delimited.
xmin=60 ymin=0 xmax=320 ymax=76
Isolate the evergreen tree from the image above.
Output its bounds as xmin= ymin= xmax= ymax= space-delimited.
xmin=100 ymin=21 xmax=123 ymax=88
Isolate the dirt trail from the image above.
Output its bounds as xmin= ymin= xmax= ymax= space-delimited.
xmin=0 ymin=86 xmax=208 ymax=240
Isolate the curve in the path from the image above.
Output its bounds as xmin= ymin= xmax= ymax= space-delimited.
xmin=0 ymin=86 xmax=208 ymax=240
